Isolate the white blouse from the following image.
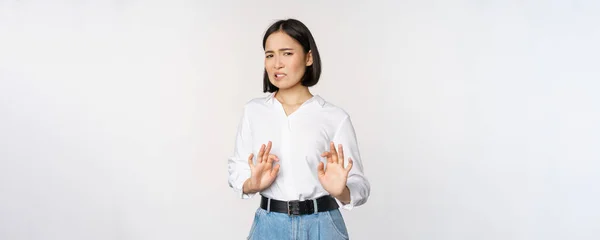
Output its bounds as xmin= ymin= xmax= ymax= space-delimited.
xmin=227 ymin=92 xmax=370 ymax=210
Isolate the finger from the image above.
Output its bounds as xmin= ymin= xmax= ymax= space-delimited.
xmin=330 ymin=142 xmax=338 ymax=163
xmin=263 ymin=141 xmax=272 ymax=163
xmin=346 ymin=157 xmax=354 ymax=172
xmin=322 ymin=152 xmax=333 ymax=163
xmin=317 ymin=162 xmax=325 ymax=177
xmin=247 ymin=153 xmax=255 ymax=169
xmin=338 ymin=144 xmax=345 ymax=166
xmin=271 ymin=164 xmax=281 ymax=177
xmin=267 ymin=155 xmax=278 ymax=166
xmin=258 ymin=144 xmax=266 ymax=163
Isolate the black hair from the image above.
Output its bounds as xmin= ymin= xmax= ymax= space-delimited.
xmin=262 ymin=19 xmax=322 ymax=93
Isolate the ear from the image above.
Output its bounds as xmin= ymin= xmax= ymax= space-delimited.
xmin=305 ymin=50 xmax=313 ymax=66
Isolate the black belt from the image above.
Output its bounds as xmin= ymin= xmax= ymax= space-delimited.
xmin=260 ymin=195 xmax=339 ymax=216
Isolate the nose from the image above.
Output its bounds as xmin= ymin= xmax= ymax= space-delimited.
xmin=274 ymin=55 xmax=284 ymax=69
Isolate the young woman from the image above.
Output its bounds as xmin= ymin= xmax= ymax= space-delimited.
xmin=228 ymin=19 xmax=370 ymax=240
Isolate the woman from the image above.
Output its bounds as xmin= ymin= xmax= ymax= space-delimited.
xmin=228 ymin=19 xmax=370 ymax=240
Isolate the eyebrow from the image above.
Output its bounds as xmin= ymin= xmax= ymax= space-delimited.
xmin=265 ymin=48 xmax=295 ymax=54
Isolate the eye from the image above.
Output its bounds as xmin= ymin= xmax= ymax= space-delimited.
xmin=265 ymin=54 xmax=273 ymax=58
xmin=283 ymin=52 xmax=293 ymax=56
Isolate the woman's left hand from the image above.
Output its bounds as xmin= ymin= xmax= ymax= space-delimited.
xmin=317 ymin=142 xmax=353 ymax=198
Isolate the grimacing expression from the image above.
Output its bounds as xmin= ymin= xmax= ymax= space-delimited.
xmin=264 ymin=31 xmax=313 ymax=90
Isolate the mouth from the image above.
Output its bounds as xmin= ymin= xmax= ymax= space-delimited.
xmin=274 ymin=73 xmax=287 ymax=80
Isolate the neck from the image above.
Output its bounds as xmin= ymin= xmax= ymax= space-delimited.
xmin=275 ymin=84 xmax=313 ymax=105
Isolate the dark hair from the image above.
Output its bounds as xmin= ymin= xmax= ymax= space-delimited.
xmin=262 ymin=19 xmax=322 ymax=93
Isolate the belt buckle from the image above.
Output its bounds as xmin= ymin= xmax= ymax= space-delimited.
xmin=287 ymin=200 xmax=300 ymax=216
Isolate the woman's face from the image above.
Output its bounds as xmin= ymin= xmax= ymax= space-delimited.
xmin=264 ymin=31 xmax=313 ymax=90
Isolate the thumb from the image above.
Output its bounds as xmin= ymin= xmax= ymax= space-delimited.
xmin=317 ymin=162 xmax=325 ymax=177
xmin=247 ymin=153 xmax=254 ymax=170
xmin=271 ymin=164 xmax=281 ymax=178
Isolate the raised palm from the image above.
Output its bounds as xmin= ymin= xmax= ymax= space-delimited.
xmin=247 ymin=141 xmax=280 ymax=192
xmin=318 ymin=142 xmax=353 ymax=197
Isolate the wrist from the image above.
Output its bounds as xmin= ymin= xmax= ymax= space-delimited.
xmin=333 ymin=186 xmax=351 ymax=204
xmin=243 ymin=178 xmax=258 ymax=194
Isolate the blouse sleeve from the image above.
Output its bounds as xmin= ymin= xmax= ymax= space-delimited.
xmin=332 ymin=116 xmax=371 ymax=210
xmin=227 ymin=106 xmax=255 ymax=199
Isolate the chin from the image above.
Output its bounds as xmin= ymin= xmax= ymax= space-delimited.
xmin=270 ymin=80 xmax=297 ymax=90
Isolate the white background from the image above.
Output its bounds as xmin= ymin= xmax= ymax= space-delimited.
xmin=1 ymin=0 xmax=599 ymax=239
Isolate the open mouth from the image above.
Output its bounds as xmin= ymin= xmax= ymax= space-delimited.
xmin=274 ymin=73 xmax=287 ymax=80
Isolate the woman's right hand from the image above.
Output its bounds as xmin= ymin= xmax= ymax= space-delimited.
xmin=244 ymin=141 xmax=280 ymax=194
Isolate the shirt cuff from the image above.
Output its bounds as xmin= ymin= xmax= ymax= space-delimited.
xmin=335 ymin=190 xmax=354 ymax=211
xmin=336 ymin=198 xmax=354 ymax=211
xmin=241 ymin=190 xmax=256 ymax=199
xmin=235 ymin=178 xmax=256 ymax=199
xmin=337 ymin=180 xmax=365 ymax=210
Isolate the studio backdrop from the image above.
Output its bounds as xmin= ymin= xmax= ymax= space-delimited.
xmin=1 ymin=1 xmax=599 ymax=239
